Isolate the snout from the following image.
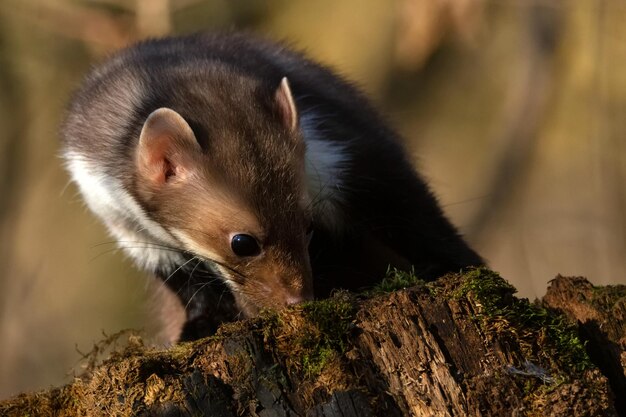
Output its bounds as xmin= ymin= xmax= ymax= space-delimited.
xmin=284 ymin=290 xmax=314 ymax=306
xmin=269 ymin=273 xmax=314 ymax=307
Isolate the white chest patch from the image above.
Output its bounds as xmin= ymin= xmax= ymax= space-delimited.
xmin=301 ymin=112 xmax=350 ymax=233
xmin=65 ymin=153 xmax=184 ymax=272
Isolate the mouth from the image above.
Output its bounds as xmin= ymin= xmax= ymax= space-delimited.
xmin=229 ymin=284 xmax=313 ymax=318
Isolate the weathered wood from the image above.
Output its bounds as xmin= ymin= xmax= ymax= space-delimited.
xmin=543 ymin=276 xmax=626 ymax=416
xmin=0 ymin=269 xmax=620 ymax=416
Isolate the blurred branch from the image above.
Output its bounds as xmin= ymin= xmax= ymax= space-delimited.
xmin=136 ymin=0 xmax=171 ymax=37
xmin=88 ymin=0 xmax=208 ymax=14
xmin=466 ymin=0 xmax=563 ymax=240
xmin=0 ymin=0 xmax=218 ymax=54
xmin=394 ymin=0 xmax=485 ymax=70
xmin=0 ymin=0 xmax=136 ymax=54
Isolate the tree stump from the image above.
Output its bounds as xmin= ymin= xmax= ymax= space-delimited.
xmin=0 ymin=269 xmax=623 ymax=416
xmin=542 ymin=276 xmax=626 ymax=416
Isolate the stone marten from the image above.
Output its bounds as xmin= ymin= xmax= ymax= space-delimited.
xmin=61 ymin=32 xmax=483 ymax=342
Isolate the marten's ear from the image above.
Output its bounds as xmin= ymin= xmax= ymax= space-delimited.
xmin=275 ymin=77 xmax=298 ymax=132
xmin=136 ymin=108 xmax=201 ymax=186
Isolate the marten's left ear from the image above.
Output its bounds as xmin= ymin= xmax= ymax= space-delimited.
xmin=275 ymin=77 xmax=298 ymax=132
xmin=136 ymin=108 xmax=201 ymax=187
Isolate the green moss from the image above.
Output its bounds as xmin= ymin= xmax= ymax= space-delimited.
xmin=261 ymin=292 xmax=356 ymax=378
xmin=301 ymin=346 xmax=337 ymax=377
xmin=591 ymin=283 xmax=626 ymax=310
xmin=455 ymin=268 xmax=592 ymax=377
xmin=300 ymin=293 xmax=355 ymax=350
xmin=454 ymin=268 xmax=517 ymax=310
xmin=298 ymin=293 xmax=356 ymax=376
xmin=368 ymin=267 xmax=425 ymax=295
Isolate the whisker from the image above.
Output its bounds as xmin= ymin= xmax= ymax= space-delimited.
xmin=88 ymin=247 xmax=124 ymax=263
xmin=187 ymin=257 xmax=204 ymax=282
xmin=184 ymin=280 xmax=216 ymax=312
xmin=162 ymin=256 xmax=200 ymax=287
xmin=90 ymin=238 xmax=256 ymax=322
xmin=96 ymin=239 xmax=247 ymax=282
xmin=216 ymin=287 xmax=227 ymax=312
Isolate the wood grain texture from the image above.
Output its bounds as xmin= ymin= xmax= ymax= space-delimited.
xmin=543 ymin=276 xmax=626 ymax=416
xmin=0 ymin=270 xmax=620 ymax=416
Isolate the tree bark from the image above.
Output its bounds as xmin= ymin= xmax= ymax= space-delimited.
xmin=0 ymin=269 xmax=623 ymax=416
xmin=543 ymin=276 xmax=626 ymax=417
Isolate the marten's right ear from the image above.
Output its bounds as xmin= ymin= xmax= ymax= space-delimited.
xmin=136 ymin=108 xmax=201 ymax=186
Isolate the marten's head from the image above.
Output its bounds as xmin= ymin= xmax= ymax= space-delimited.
xmin=134 ymin=77 xmax=313 ymax=316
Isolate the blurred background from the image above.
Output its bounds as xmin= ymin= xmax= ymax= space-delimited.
xmin=1 ymin=0 xmax=625 ymax=399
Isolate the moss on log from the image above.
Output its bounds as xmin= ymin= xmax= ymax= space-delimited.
xmin=0 ymin=269 xmax=621 ymax=416
xmin=543 ymin=276 xmax=626 ymax=416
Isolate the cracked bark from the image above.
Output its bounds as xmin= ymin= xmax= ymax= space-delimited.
xmin=0 ymin=271 xmax=623 ymax=417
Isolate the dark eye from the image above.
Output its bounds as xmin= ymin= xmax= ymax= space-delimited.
xmin=231 ymin=234 xmax=261 ymax=257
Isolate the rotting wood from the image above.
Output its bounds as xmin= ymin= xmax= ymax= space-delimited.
xmin=0 ymin=269 xmax=621 ymax=416
xmin=543 ymin=276 xmax=626 ymax=416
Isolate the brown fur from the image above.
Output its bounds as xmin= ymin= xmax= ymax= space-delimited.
xmin=61 ymin=33 xmax=483 ymax=341
xmin=133 ymin=82 xmax=313 ymax=317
